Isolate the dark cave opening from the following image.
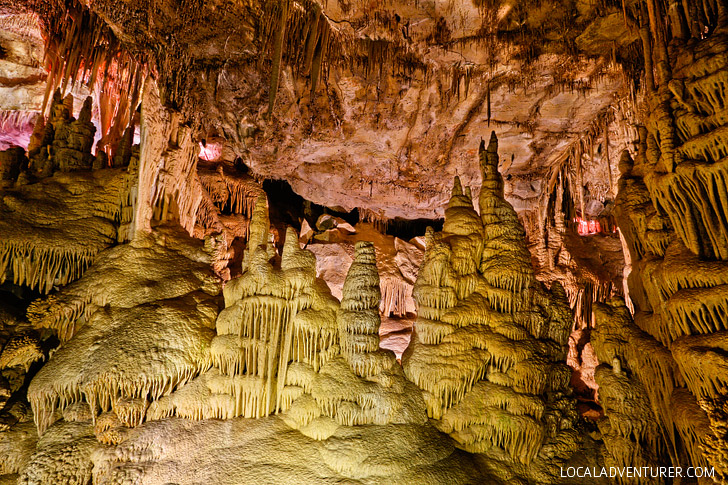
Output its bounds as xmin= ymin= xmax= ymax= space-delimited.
xmin=261 ymin=176 xmax=443 ymax=243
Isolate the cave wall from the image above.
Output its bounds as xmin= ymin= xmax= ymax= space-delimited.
xmin=593 ymin=3 xmax=728 ymax=481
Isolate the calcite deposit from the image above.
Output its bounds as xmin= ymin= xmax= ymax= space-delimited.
xmin=0 ymin=0 xmax=727 ymax=483
xmin=402 ymin=133 xmax=578 ymax=482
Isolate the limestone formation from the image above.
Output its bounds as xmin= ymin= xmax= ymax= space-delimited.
xmin=591 ymin=14 xmax=728 ymax=482
xmin=283 ymin=239 xmax=426 ymax=439
xmin=0 ymin=167 xmax=137 ymax=293
xmin=26 ymin=226 xmax=222 ymax=434
xmin=403 ymin=132 xmax=578 ymax=483
xmin=2 ymin=0 xmax=728 ymax=483
xmin=338 ymin=241 xmax=392 ymax=377
xmin=591 ymin=300 xmax=673 ymax=481
xmin=195 ymin=161 xmax=264 ymax=246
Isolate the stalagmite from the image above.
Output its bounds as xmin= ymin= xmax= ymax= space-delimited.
xmin=284 ymin=236 xmax=427 ymax=439
xmin=166 ymin=199 xmax=340 ymax=421
xmin=403 ymin=132 xmax=578 ymax=483
xmin=338 ymin=241 xmax=395 ymax=377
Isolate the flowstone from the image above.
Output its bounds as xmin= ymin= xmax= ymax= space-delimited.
xmin=0 ymin=167 xmax=137 ymax=294
xmin=0 ymin=92 xmax=139 ymax=295
xmin=26 ymin=226 xmax=222 ymax=435
xmin=594 ymin=19 xmax=728 ymax=482
xmin=402 ymin=132 xmax=578 ymax=483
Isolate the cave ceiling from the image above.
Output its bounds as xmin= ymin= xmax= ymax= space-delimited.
xmin=1 ymin=0 xmax=639 ymax=219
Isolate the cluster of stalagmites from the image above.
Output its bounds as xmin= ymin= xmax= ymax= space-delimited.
xmin=401 ymin=133 xmax=578 ymax=483
xmin=0 ymin=93 xmax=139 ymax=294
xmin=0 ymin=127 xmax=602 ymax=483
xmin=151 ymin=195 xmax=426 ymax=439
xmin=0 ymin=89 xmax=137 ymax=187
xmin=592 ymin=22 xmax=728 ymax=483
xmin=2 ymin=193 xmax=485 ymax=483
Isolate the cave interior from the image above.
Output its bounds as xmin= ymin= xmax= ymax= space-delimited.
xmin=0 ymin=0 xmax=727 ymax=483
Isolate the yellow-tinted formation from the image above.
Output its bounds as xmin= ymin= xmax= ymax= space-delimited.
xmin=0 ymin=1 xmax=727 ymax=484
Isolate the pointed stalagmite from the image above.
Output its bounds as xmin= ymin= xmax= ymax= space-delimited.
xmin=403 ymin=132 xmax=577 ymax=482
xmin=284 ymin=239 xmax=427 ymax=440
xmin=242 ymin=193 xmax=271 ymax=271
xmin=338 ymin=241 xmax=395 ymax=377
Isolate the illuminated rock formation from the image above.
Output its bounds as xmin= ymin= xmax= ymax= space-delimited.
xmin=283 ymin=240 xmax=426 ymax=440
xmin=17 ymin=421 xmax=95 ymax=485
xmin=195 ymin=161 xmax=264 ymax=245
xmin=26 ymin=226 xmax=222 ymax=342
xmin=142 ymin=197 xmax=338 ymax=422
xmin=88 ymin=412 xmax=481 ymax=484
xmin=26 ymin=226 xmax=222 ymax=434
xmin=403 ymin=132 xmax=577 ymax=482
xmin=57 ymin=198 xmax=478 ymax=484
xmin=0 ymin=94 xmax=138 ymax=294
xmin=591 ymin=299 xmax=673 ymax=480
xmin=2 ymin=0 xmax=728 ymax=482
xmin=0 ymin=168 xmax=137 ymax=293
xmin=593 ymin=12 xmax=728 ymax=481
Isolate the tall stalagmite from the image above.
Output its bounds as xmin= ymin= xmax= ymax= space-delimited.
xmin=403 ymin=132 xmax=577 ymax=483
xmin=338 ymin=241 xmax=396 ymax=377
xmin=284 ymin=239 xmax=426 ymax=439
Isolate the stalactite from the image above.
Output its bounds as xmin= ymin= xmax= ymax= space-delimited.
xmin=195 ymin=163 xmax=264 ymax=244
xmin=135 ymin=79 xmax=203 ymax=236
xmin=41 ymin=1 xmax=146 ymax=156
xmin=604 ymin=117 xmax=613 ymax=194
xmin=358 ymin=208 xmax=389 ymax=233
xmin=575 ymin=142 xmax=586 ymax=219
xmin=267 ymin=0 xmax=291 ymax=117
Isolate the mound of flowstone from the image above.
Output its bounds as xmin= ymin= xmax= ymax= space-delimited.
xmin=26 ymin=226 xmax=222 ymax=434
xmin=89 ymin=415 xmax=482 ymax=484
